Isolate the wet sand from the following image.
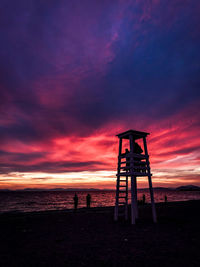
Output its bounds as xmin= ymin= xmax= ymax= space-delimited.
xmin=0 ymin=200 xmax=199 ymax=267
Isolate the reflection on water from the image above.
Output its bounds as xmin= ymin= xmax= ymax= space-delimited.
xmin=0 ymin=190 xmax=200 ymax=213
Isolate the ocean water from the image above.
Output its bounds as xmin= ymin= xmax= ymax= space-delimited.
xmin=0 ymin=190 xmax=200 ymax=213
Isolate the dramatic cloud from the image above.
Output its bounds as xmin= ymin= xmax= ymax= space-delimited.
xmin=0 ymin=0 xmax=200 ymax=188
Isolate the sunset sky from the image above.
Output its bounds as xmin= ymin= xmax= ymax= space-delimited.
xmin=0 ymin=0 xmax=200 ymax=189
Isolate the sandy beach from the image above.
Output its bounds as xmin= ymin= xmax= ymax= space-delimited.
xmin=0 ymin=200 xmax=199 ymax=267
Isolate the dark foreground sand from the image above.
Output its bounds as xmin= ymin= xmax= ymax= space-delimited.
xmin=0 ymin=200 xmax=200 ymax=267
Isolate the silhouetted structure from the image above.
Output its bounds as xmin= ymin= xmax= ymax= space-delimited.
xmin=73 ymin=193 xmax=78 ymax=210
xmin=124 ymin=149 xmax=130 ymax=168
xmin=86 ymin=194 xmax=91 ymax=208
xmin=165 ymin=195 xmax=167 ymax=203
xmin=114 ymin=130 xmax=157 ymax=224
xmin=142 ymin=194 xmax=146 ymax=204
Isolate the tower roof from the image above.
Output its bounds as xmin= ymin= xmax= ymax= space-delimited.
xmin=116 ymin=129 xmax=149 ymax=140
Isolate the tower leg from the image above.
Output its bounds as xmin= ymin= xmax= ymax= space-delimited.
xmin=143 ymin=137 xmax=157 ymax=223
xmin=148 ymin=175 xmax=157 ymax=223
xmin=134 ymin=176 xmax=138 ymax=219
xmin=131 ymin=176 xmax=136 ymax=224
xmin=114 ymin=176 xmax=120 ymax=221
xmin=114 ymin=138 xmax=122 ymax=221
xmin=129 ymin=134 xmax=136 ymax=224
xmin=125 ymin=176 xmax=128 ymax=220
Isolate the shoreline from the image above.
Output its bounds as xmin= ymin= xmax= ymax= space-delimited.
xmin=0 ymin=199 xmax=199 ymax=216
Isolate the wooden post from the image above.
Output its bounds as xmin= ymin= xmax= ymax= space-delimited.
xmin=129 ymin=135 xmax=136 ymax=224
xmin=143 ymin=137 xmax=157 ymax=223
xmin=114 ymin=138 xmax=122 ymax=221
xmin=134 ymin=176 xmax=138 ymax=219
xmin=125 ymin=176 xmax=128 ymax=220
xmin=130 ymin=176 xmax=135 ymax=224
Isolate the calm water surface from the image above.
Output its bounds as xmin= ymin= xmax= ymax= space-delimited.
xmin=0 ymin=190 xmax=200 ymax=213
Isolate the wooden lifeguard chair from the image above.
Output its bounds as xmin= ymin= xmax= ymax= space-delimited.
xmin=114 ymin=130 xmax=157 ymax=224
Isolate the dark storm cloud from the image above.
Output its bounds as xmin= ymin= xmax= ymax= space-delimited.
xmin=0 ymin=0 xmax=200 ymax=178
xmin=0 ymin=150 xmax=47 ymax=162
xmin=154 ymin=146 xmax=200 ymax=157
xmin=1 ymin=0 xmax=200 ymax=136
xmin=0 ymin=160 xmax=107 ymax=174
xmin=104 ymin=4 xmax=200 ymax=119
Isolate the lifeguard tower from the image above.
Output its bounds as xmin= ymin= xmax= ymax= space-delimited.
xmin=114 ymin=130 xmax=157 ymax=224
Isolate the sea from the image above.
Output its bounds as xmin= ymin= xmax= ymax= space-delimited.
xmin=0 ymin=189 xmax=200 ymax=213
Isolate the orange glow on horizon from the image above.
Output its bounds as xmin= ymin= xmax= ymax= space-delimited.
xmin=0 ymin=108 xmax=200 ymax=190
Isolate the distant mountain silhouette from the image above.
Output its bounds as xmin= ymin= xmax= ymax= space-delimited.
xmin=22 ymin=188 xmax=101 ymax=191
xmin=176 ymin=185 xmax=200 ymax=191
xmin=0 ymin=189 xmax=11 ymax=192
xmin=138 ymin=187 xmax=173 ymax=191
xmin=0 ymin=185 xmax=200 ymax=192
xmin=153 ymin=187 xmax=173 ymax=190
